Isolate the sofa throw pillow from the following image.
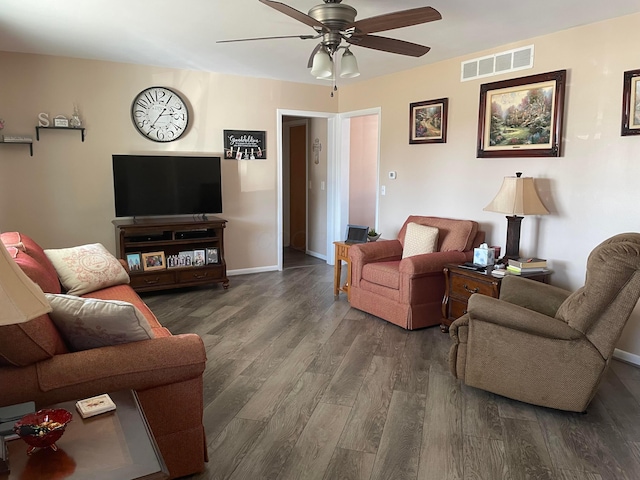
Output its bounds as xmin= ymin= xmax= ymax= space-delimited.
xmin=402 ymin=223 xmax=439 ymax=259
xmin=45 ymin=294 xmax=154 ymax=351
xmin=44 ymin=243 xmax=129 ymax=296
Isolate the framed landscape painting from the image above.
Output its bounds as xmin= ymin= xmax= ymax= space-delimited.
xmin=621 ymin=69 xmax=640 ymax=136
xmin=410 ymin=98 xmax=448 ymax=144
xmin=477 ymin=69 xmax=566 ymax=157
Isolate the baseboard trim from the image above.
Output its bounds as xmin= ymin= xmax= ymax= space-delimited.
xmin=613 ymin=348 xmax=640 ymax=366
xmin=305 ymin=250 xmax=327 ymax=261
xmin=228 ymin=265 xmax=279 ymax=276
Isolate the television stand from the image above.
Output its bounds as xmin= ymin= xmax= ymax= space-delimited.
xmin=113 ymin=217 xmax=229 ymax=293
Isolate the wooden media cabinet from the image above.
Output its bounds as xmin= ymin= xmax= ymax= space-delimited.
xmin=113 ymin=217 xmax=229 ymax=293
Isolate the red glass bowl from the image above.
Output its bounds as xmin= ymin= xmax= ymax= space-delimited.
xmin=14 ymin=408 xmax=73 ymax=454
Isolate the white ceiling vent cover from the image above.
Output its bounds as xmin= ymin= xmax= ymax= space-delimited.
xmin=461 ymin=45 xmax=534 ymax=82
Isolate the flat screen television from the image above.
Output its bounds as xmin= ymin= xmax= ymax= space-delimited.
xmin=112 ymin=155 xmax=222 ymax=217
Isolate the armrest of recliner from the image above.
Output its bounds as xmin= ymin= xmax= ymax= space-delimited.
xmin=499 ymin=275 xmax=572 ymax=317
xmin=399 ymin=250 xmax=469 ymax=276
xmin=467 ymin=294 xmax=582 ymax=340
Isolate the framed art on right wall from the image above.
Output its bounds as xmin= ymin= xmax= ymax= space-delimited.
xmin=621 ymin=69 xmax=640 ymax=136
xmin=477 ymin=69 xmax=566 ymax=158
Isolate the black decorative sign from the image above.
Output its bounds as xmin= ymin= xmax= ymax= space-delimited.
xmin=223 ymin=130 xmax=266 ymax=160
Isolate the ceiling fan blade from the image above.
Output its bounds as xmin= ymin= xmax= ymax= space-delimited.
xmin=346 ymin=7 xmax=441 ymax=35
xmin=217 ymin=34 xmax=318 ymax=44
xmin=348 ymin=34 xmax=431 ymax=57
xmin=259 ymin=0 xmax=328 ymax=33
xmin=307 ymin=43 xmax=323 ymax=68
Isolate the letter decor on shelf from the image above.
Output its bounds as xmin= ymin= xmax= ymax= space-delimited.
xmin=223 ymin=130 xmax=266 ymax=160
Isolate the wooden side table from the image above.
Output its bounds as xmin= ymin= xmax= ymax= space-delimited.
xmin=441 ymin=264 xmax=552 ymax=332
xmin=2 ymin=390 xmax=168 ymax=480
xmin=333 ymin=241 xmax=352 ymax=300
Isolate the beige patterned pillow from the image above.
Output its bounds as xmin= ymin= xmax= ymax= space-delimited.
xmin=44 ymin=243 xmax=129 ymax=296
xmin=45 ymin=294 xmax=154 ymax=351
xmin=402 ymin=223 xmax=439 ymax=259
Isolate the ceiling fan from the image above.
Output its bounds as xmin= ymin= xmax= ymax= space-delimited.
xmin=218 ymin=0 xmax=442 ymax=80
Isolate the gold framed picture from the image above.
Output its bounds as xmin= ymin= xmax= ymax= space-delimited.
xmin=141 ymin=251 xmax=166 ymax=271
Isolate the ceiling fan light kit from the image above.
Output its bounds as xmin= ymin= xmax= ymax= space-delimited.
xmin=339 ymin=48 xmax=359 ymax=78
xmin=311 ymin=48 xmax=333 ymax=78
xmin=219 ymin=0 xmax=441 ymax=91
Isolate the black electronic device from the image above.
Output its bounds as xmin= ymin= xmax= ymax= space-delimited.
xmin=175 ymin=229 xmax=214 ymax=240
xmin=127 ymin=232 xmax=172 ymax=243
xmin=112 ymin=155 xmax=223 ymax=218
xmin=345 ymin=224 xmax=369 ymax=244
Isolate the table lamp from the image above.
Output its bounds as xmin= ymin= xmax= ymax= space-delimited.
xmin=0 ymin=242 xmax=51 ymax=326
xmin=484 ymin=172 xmax=549 ymax=262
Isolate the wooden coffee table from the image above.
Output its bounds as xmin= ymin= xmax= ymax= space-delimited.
xmin=1 ymin=390 xmax=168 ymax=480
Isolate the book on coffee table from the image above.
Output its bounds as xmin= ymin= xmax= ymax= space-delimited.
xmin=76 ymin=394 xmax=116 ymax=418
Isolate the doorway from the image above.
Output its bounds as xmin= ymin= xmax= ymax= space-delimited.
xmin=277 ymin=108 xmax=380 ymax=270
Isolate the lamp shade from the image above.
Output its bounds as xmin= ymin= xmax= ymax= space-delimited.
xmin=310 ymin=48 xmax=332 ymax=79
xmin=484 ymin=174 xmax=549 ymax=216
xmin=0 ymin=242 xmax=52 ymax=326
xmin=340 ymin=49 xmax=360 ymax=78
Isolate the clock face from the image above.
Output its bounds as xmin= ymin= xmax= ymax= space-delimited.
xmin=131 ymin=87 xmax=189 ymax=142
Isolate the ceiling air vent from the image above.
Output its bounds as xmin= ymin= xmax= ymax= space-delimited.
xmin=461 ymin=45 xmax=534 ymax=82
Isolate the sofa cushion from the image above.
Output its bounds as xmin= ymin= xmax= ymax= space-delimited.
xmin=0 ymin=314 xmax=68 ymax=367
xmin=7 ymin=247 xmax=62 ymax=295
xmin=398 ymin=216 xmax=478 ymax=252
xmin=2 ymin=233 xmax=61 ymax=294
xmin=362 ymin=261 xmax=401 ymax=290
xmin=402 ymin=223 xmax=439 ymax=259
xmin=85 ymin=284 xmax=170 ymax=337
xmin=44 ymin=243 xmax=130 ymax=296
xmin=45 ymin=293 xmax=155 ymax=351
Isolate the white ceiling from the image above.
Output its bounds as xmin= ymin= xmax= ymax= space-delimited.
xmin=1 ymin=0 xmax=640 ymax=86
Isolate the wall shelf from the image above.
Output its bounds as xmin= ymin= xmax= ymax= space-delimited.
xmin=36 ymin=126 xmax=85 ymax=142
xmin=0 ymin=141 xmax=33 ymax=156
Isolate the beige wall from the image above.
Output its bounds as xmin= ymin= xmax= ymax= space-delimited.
xmin=307 ymin=118 xmax=328 ymax=257
xmin=0 ymin=52 xmax=336 ymax=272
xmin=338 ymin=12 xmax=640 ymax=359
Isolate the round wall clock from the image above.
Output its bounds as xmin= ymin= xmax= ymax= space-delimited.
xmin=131 ymin=86 xmax=189 ymax=142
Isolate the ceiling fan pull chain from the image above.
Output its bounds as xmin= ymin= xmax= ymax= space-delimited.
xmin=331 ymin=51 xmax=337 ymax=97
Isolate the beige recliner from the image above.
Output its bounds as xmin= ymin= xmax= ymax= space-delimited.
xmin=449 ymin=233 xmax=640 ymax=412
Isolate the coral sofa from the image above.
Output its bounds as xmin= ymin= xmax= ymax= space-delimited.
xmin=349 ymin=216 xmax=484 ymax=330
xmin=0 ymin=232 xmax=207 ymax=479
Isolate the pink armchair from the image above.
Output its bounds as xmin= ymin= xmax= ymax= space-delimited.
xmin=349 ymin=216 xmax=484 ymax=330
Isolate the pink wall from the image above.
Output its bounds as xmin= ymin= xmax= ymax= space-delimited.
xmin=348 ymin=115 xmax=378 ymax=229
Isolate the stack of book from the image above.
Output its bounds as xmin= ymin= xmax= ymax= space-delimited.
xmin=506 ymin=257 xmax=548 ymax=274
xmin=1 ymin=135 xmax=33 ymax=143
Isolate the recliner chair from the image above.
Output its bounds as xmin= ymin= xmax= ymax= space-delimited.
xmin=449 ymin=233 xmax=640 ymax=412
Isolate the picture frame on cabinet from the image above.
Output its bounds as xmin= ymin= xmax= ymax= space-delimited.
xmin=409 ymin=98 xmax=448 ymax=144
xmin=179 ymin=250 xmax=194 ymax=267
xmin=126 ymin=252 xmax=142 ymax=272
xmin=206 ymin=247 xmax=219 ymax=264
xmin=193 ymin=249 xmax=206 ymax=267
xmin=141 ymin=251 xmax=166 ymax=271
xmin=621 ymin=69 xmax=640 ymax=136
xmin=477 ymin=69 xmax=566 ymax=158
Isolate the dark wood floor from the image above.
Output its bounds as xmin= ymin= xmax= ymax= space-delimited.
xmin=142 ymin=255 xmax=640 ymax=480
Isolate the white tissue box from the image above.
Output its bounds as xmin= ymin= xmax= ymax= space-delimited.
xmin=473 ymin=247 xmax=495 ymax=266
